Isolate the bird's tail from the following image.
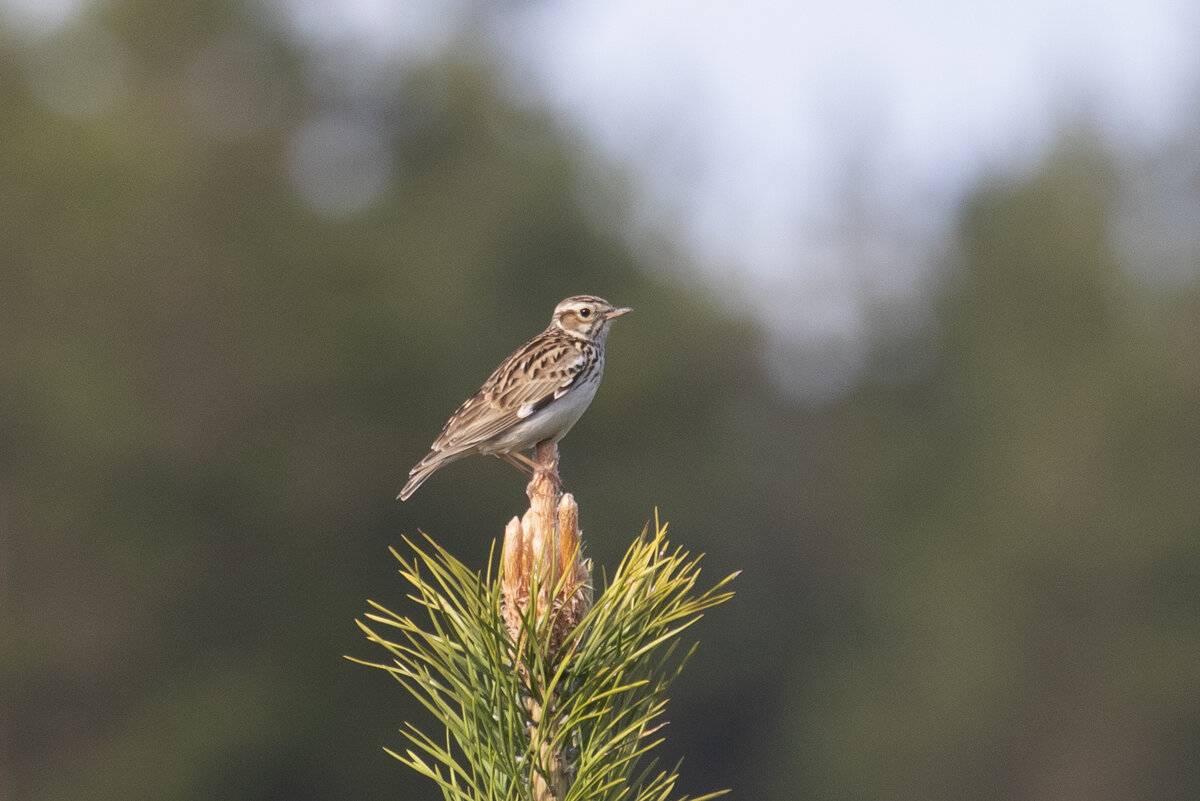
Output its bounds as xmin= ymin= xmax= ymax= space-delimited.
xmin=398 ymin=460 xmax=436 ymax=501
xmin=398 ymin=449 xmax=463 ymax=500
xmin=397 ymin=476 xmax=423 ymax=501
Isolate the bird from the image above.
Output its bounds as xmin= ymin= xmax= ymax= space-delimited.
xmin=399 ymin=295 xmax=632 ymax=500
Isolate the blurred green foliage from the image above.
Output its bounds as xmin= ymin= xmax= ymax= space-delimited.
xmin=2 ymin=2 xmax=1199 ymax=801
xmin=792 ymin=139 xmax=1200 ymax=801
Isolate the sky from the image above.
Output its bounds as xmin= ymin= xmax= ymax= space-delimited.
xmin=5 ymin=0 xmax=1198 ymax=397
xmin=502 ymin=0 xmax=1199 ymax=397
xmin=276 ymin=0 xmax=1199 ymax=395
xmin=496 ymin=1 xmax=1198 ymax=275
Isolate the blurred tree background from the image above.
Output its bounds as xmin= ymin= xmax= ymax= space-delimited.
xmin=2 ymin=1 xmax=1199 ymax=800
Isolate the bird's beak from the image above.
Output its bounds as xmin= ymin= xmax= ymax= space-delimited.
xmin=606 ymin=307 xmax=633 ymax=320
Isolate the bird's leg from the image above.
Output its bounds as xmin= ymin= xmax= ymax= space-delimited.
xmin=500 ymin=451 xmax=537 ymax=476
xmin=507 ymin=444 xmax=563 ymax=495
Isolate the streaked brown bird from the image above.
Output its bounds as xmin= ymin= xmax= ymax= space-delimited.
xmin=399 ymin=295 xmax=631 ymax=500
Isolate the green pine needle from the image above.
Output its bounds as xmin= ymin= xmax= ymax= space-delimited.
xmin=351 ymin=517 xmax=737 ymax=801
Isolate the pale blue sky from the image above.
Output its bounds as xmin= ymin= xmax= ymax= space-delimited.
xmin=498 ymin=0 xmax=1197 ymax=262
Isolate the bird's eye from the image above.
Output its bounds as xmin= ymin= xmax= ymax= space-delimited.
xmin=579 ymin=308 xmax=592 ymax=318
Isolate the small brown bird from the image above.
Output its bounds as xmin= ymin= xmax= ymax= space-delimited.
xmin=399 ymin=295 xmax=631 ymax=500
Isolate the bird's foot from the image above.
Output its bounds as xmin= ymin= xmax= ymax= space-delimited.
xmin=525 ymin=441 xmax=563 ymax=499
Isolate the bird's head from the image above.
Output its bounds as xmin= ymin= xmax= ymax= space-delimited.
xmin=550 ymin=295 xmax=632 ymax=343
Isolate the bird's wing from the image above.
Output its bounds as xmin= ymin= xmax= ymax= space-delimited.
xmin=427 ymin=335 xmax=592 ymax=453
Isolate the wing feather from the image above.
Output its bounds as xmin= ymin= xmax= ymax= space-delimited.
xmin=426 ymin=333 xmax=590 ymax=453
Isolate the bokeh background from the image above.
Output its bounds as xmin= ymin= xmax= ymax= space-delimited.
xmin=4 ymin=0 xmax=1200 ymax=799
